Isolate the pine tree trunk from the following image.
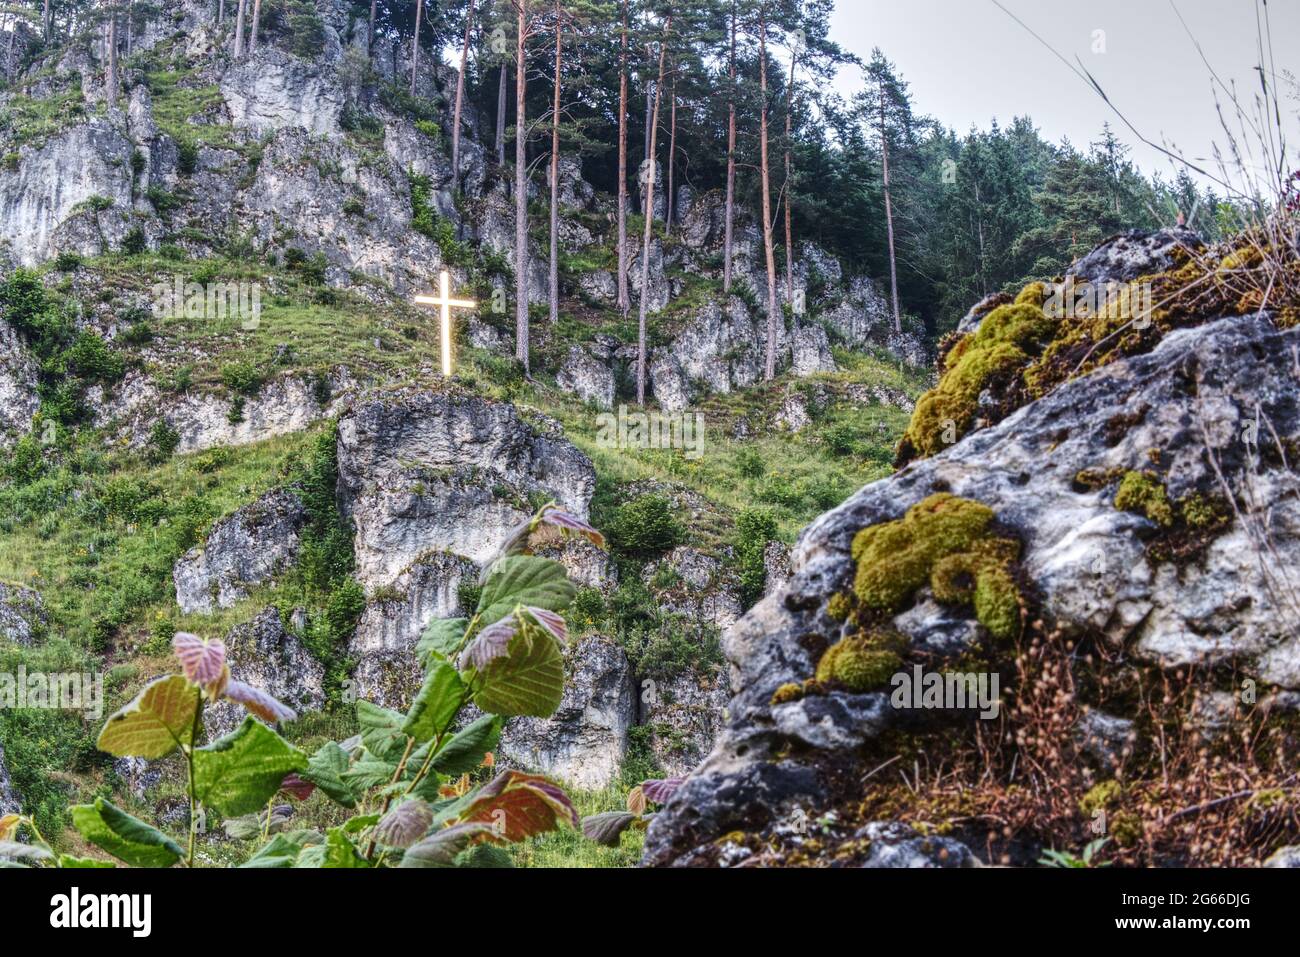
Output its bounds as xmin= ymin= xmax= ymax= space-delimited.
xmin=410 ymin=0 xmax=423 ymax=96
xmin=514 ymin=0 xmax=530 ymax=373
xmin=722 ymin=2 xmax=736 ymax=294
xmin=665 ymin=71 xmax=676 ymax=233
xmin=43 ymin=0 xmax=51 ymax=42
xmin=249 ymin=0 xmax=261 ymax=53
xmin=548 ymin=2 xmax=562 ymax=326
xmin=126 ymin=2 xmax=133 ymax=59
xmin=496 ymin=63 xmax=507 ymax=166
xmin=219 ymin=0 xmax=225 ymax=25
xmin=636 ymin=19 xmax=670 ymax=405
xmin=616 ymin=0 xmax=629 ymax=313
xmin=451 ymin=0 xmax=475 ymax=189
xmin=233 ymin=0 xmax=245 ymax=58
xmin=106 ymin=9 xmax=119 ymax=107
xmin=759 ymin=11 xmax=780 ymax=381
xmin=368 ymin=0 xmax=376 ymax=53
xmin=783 ymin=45 xmax=798 ymax=323
xmin=879 ymin=91 xmax=902 ymax=334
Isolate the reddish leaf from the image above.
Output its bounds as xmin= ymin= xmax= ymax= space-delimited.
xmin=537 ymin=507 xmax=606 ymax=549
xmin=279 ymin=773 xmax=316 ymax=801
xmin=641 ymin=777 xmax=685 ymax=806
xmin=375 ymin=800 xmax=434 ymax=849
xmin=458 ymin=617 xmax=516 ymax=671
xmin=172 ymin=632 xmax=227 ymax=688
xmin=224 ymin=680 xmax=296 ymax=724
xmin=455 ymin=770 xmax=578 ymax=843
xmin=524 ymin=606 xmax=567 ymax=644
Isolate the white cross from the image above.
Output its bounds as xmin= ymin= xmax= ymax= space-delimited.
xmin=414 ymin=271 xmax=477 ymax=377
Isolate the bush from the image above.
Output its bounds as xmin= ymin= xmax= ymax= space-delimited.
xmin=145 ymin=419 xmax=180 ymax=463
xmin=607 ymin=494 xmax=683 ymax=558
xmin=734 ymin=507 xmax=777 ymax=607
xmin=121 ymin=226 xmax=148 ymax=256
xmin=176 ymin=140 xmax=198 ymax=176
xmin=64 ymin=332 xmax=125 ymax=383
xmin=220 ymin=361 xmax=264 ymax=396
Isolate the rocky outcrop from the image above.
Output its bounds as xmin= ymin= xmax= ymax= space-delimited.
xmin=493 ymin=635 xmax=636 ymax=789
xmin=220 ymin=47 xmax=345 ymax=138
xmin=336 ymin=388 xmax=595 ymax=588
xmin=557 ymin=344 xmax=617 ymax=409
xmin=0 ymin=121 xmax=137 ymax=266
xmin=0 ymin=319 xmax=38 ymax=448
xmin=206 ymin=607 xmax=327 ymax=736
xmin=0 ymin=742 xmax=19 ymax=815
xmin=173 ymin=489 xmax=308 ymax=613
xmin=90 ymin=368 xmax=356 ymax=455
xmin=0 ymin=582 xmax=46 ymax=645
xmin=349 ymin=550 xmax=478 ymax=707
xmin=643 ymin=306 xmax=1300 ymax=866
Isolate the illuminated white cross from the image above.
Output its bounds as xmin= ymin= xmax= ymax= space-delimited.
xmin=414 ymin=271 xmax=476 ymax=377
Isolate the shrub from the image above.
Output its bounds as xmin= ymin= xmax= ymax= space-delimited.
xmin=220 ymin=361 xmax=264 ymax=396
xmin=121 ymin=226 xmax=148 ymax=256
xmin=145 ymin=419 xmax=180 ymax=464
xmin=64 ymin=332 xmax=125 ymax=383
xmin=176 ymin=140 xmax=198 ymax=176
xmin=607 ymin=494 xmax=683 ymax=558
xmin=733 ymin=507 xmax=777 ymax=607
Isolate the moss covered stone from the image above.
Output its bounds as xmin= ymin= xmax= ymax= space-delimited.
xmin=769 ymin=682 xmax=805 ymax=706
xmin=1079 ymin=780 xmax=1122 ymax=817
xmin=826 ymin=591 xmax=854 ymax=622
xmin=814 ymin=636 xmax=902 ymax=693
xmin=1114 ymin=470 xmax=1174 ymax=527
xmin=851 ymin=494 xmax=1024 ymax=640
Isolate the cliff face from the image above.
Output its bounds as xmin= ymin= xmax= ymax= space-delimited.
xmin=644 ymin=234 xmax=1300 ymax=868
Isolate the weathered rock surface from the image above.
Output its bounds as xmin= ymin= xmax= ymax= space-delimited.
xmin=0 ymin=319 xmax=38 ymax=448
xmin=0 ymin=582 xmax=46 ymax=645
xmin=349 ymin=550 xmax=478 ymax=707
xmin=173 ymin=489 xmax=308 ymax=614
xmin=336 ymin=389 xmax=595 ymax=588
xmin=557 ymin=344 xmax=616 ymax=409
xmin=644 ymin=309 xmax=1300 ymax=866
xmin=493 ymin=635 xmax=636 ymax=789
xmin=0 ymin=742 xmax=19 ymax=815
xmin=206 ymin=607 xmax=327 ymax=736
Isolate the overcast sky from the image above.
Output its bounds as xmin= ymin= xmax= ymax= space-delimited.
xmin=826 ymin=0 xmax=1299 ymax=191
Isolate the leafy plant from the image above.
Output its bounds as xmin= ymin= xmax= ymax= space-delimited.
xmin=1039 ymin=838 xmax=1112 ymax=868
xmin=580 ymin=777 xmax=684 ymax=848
xmin=0 ymin=504 xmax=608 ymax=870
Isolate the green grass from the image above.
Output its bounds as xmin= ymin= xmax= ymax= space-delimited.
xmin=509 ymin=786 xmax=645 ymax=868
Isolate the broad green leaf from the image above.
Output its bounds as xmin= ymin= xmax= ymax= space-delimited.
xmin=431 ymin=714 xmax=503 ymax=776
xmin=465 ymin=614 xmax=565 ymax=717
xmin=474 ymin=556 xmax=576 ymax=628
xmin=300 ymin=741 xmax=359 ymax=809
xmin=70 ymin=799 xmax=183 ymax=868
xmin=416 ymin=618 xmax=469 ymax=668
xmin=455 ymin=844 xmax=514 ymax=868
xmin=356 ymin=700 xmax=408 ymax=761
xmin=339 ymin=751 xmax=398 ymax=790
xmin=193 ymin=717 xmax=307 ymax=817
xmin=240 ymin=833 xmax=308 ymax=868
xmin=320 ymin=827 xmax=368 ymax=868
xmin=58 ymin=855 xmax=115 ymax=868
xmin=97 ymin=674 xmax=200 ymax=759
xmin=341 ymin=813 xmax=381 ymax=835
xmin=399 ymin=822 xmax=493 ymax=868
xmin=454 ymin=770 xmax=578 ymax=843
xmin=401 ymin=662 xmax=466 ymax=743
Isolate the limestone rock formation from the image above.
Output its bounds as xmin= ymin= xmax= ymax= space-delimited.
xmin=0 ymin=319 xmax=38 ymax=449
xmin=173 ymin=489 xmax=308 ymax=614
xmin=0 ymin=742 xmax=19 ymax=816
xmin=0 ymin=582 xmax=46 ymax=645
xmin=336 ymin=388 xmax=595 ymax=588
xmin=206 ymin=607 xmax=327 ymax=737
xmin=643 ymin=296 xmax=1300 ymax=866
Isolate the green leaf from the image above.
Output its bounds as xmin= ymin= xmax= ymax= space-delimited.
xmin=356 ymin=700 xmax=408 ymax=761
xmin=340 ymin=751 xmax=398 ymax=791
xmin=431 ymin=714 xmax=503 ymax=775
xmin=401 ymin=662 xmax=466 ymax=743
xmin=240 ymin=833 xmax=310 ymax=868
xmin=70 ymin=799 xmax=183 ymax=868
xmin=58 ymin=855 xmax=115 ymax=869
xmin=416 ymin=617 xmax=469 ymax=668
xmin=399 ymin=822 xmax=494 ymax=868
xmin=465 ymin=614 xmax=566 ymax=717
xmin=96 ymin=674 xmax=200 ymax=759
xmin=320 ymin=828 xmax=368 ymax=868
xmin=193 ymin=717 xmax=307 ymax=817
xmin=455 ymin=844 xmax=514 ymax=868
xmin=300 ymin=742 xmax=360 ymax=809
xmin=474 ymin=556 xmax=576 ymax=628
